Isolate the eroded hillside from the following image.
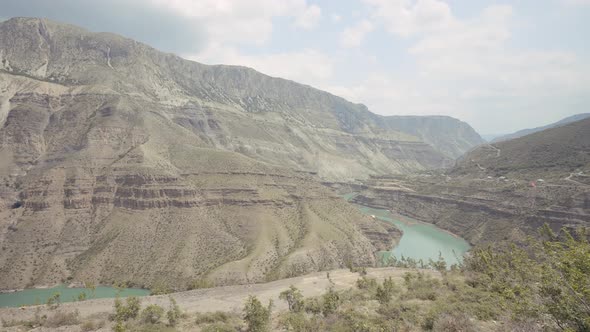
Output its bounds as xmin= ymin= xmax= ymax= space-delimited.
xmin=0 ymin=18 xmax=416 ymax=290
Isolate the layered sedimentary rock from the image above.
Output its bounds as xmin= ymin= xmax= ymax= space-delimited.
xmin=0 ymin=18 xmax=411 ymax=290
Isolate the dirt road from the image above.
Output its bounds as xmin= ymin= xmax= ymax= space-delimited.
xmin=0 ymin=267 xmax=437 ymax=323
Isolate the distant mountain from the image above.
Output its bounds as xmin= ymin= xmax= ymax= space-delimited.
xmin=380 ymin=116 xmax=485 ymax=159
xmin=455 ymin=117 xmax=590 ymax=177
xmin=480 ymin=134 xmax=504 ymax=142
xmin=492 ymin=113 xmax=590 ymax=143
xmin=351 ymin=117 xmax=590 ymax=248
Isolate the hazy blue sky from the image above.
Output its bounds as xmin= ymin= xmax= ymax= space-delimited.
xmin=1 ymin=0 xmax=589 ymax=134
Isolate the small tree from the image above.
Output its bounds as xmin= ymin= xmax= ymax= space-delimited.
xmin=429 ymin=252 xmax=447 ymax=273
xmin=166 ymin=296 xmax=182 ymax=326
xmin=375 ymin=278 xmax=398 ymax=304
xmin=243 ymin=295 xmax=272 ymax=332
xmin=279 ymin=285 xmax=304 ymax=312
xmin=321 ymin=288 xmax=340 ymax=317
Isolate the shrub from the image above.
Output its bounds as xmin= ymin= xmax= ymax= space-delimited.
xmin=279 ymin=312 xmax=324 ymax=332
xmin=432 ymin=313 xmax=476 ymax=332
xmin=166 ymin=297 xmax=182 ymax=326
xmin=81 ymin=319 xmax=106 ymax=331
xmin=279 ymin=285 xmax=304 ymax=312
xmin=321 ymin=288 xmax=340 ymax=317
xmin=113 ymin=320 xmax=125 ymax=332
xmin=201 ymin=322 xmax=237 ymax=332
xmin=195 ymin=311 xmax=232 ymax=325
xmin=149 ymin=281 xmax=171 ymax=295
xmin=46 ymin=292 xmax=61 ymax=309
xmin=403 ymin=272 xmax=440 ymax=301
xmin=114 ymin=296 xmax=141 ymax=321
xmin=375 ymin=277 xmax=397 ymax=304
xmin=356 ymin=277 xmax=378 ymax=290
xmin=243 ymin=295 xmax=272 ymax=332
xmin=141 ymin=304 xmax=165 ymax=324
xmin=187 ymin=278 xmax=214 ymax=290
xmin=77 ymin=291 xmax=87 ymax=302
xmin=44 ymin=310 xmax=80 ymax=328
xmin=304 ymin=298 xmax=322 ymax=316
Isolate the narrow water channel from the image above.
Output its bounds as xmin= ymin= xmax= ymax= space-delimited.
xmin=346 ymin=193 xmax=471 ymax=266
xmin=0 ymin=285 xmax=150 ymax=308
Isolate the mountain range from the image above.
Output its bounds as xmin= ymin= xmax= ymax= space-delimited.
xmin=0 ymin=18 xmax=485 ymax=290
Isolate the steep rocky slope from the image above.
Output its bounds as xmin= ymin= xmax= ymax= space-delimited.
xmin=333 ymin=118 xmax=590 ymax=245
xmin=0 ymin=18 xmax=412 ymax=290
xmin=0 ymin=17 xmax=464 ymax=182
xmin=381 ymin=115 xmax=485 ymax=159
xmin=492 ymin=113 xmax=590 ymax=143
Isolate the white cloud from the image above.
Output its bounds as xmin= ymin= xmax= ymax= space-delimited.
xmin=330 ymin=1 xmax=590 ymax=132
xmin=295 ymin=4 xmax=322 ymax=30
xmin=340 ymin=20 xmax=374 ymax=48
xmin=150 ymin=0 xmax=322 ymax=46
xmin=363 ymin=0 xmax=454 ymax=37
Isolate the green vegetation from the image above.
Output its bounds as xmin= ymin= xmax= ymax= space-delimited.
xmin=141 ymin=304 xmax=165 ymax=324
xmin=110 ymin=296 xmax=183 ymax=331
xmin=195 ymin=311 xmax=241 ymax=331
xmin=149 ymin=281 xmax=171 ymax=295
xmin=76 ymin=291 xmax=87 ymax=302
xmin=279 ymin=285 xmax=304 ymax=312
xmin=166 ymin=296 xmax=182 ymax=326
xmin=243 ymin=295 xmax=273 ymax=332
xmin=465 ymin=226 xmax=590 ymax=331
xmin=187 ymin=278 xmax=214 ymax=290
xmin=113 ymin=296 xmax=141 ymax=322
xmin=46 ymin=292 xmax=61 ymax=309
xmin=1 ymin=309 xmax=80 ymax=329
xmin=273 ymin=225 xmax=590 ymax=332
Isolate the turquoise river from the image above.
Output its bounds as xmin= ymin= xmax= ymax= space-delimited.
xmin=346 ymin=193 xmax=471 ymax=266
xmin=0 ymin=285 xmax=149 ymax=308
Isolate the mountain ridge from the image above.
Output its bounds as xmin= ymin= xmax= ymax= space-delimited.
xmin=492 ymin=113 xmax=590 ymax=143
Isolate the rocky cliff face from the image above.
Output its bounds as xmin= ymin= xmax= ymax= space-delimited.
xmin=0 ymin=17 xmax=459 ymax=182
xmin=0 ymin=18 xmax=412 ymax=290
